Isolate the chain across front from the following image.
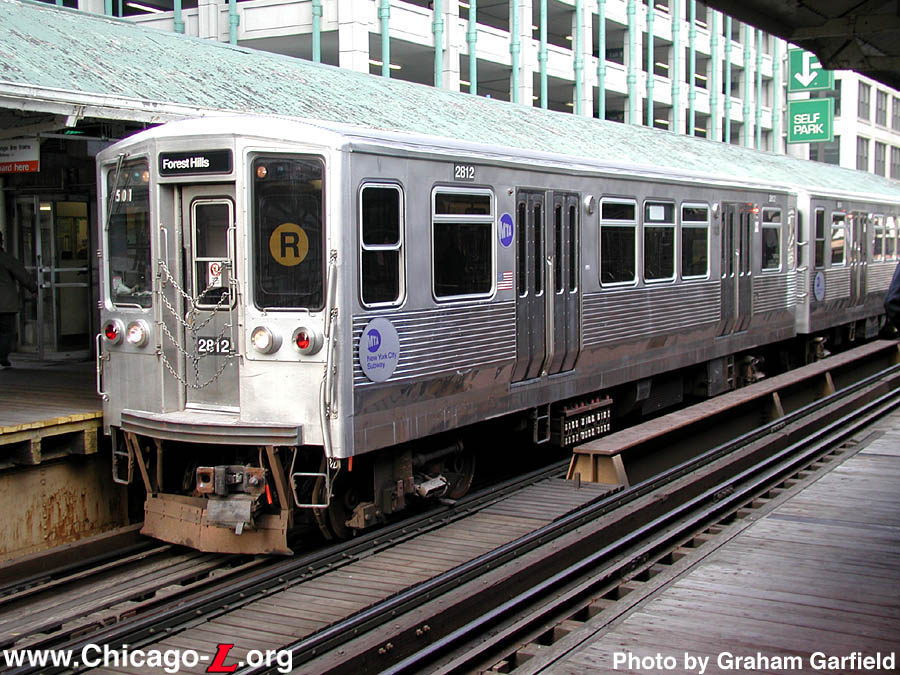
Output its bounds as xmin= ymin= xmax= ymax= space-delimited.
xmin=156 ymin=259 xmax=236 ymax=389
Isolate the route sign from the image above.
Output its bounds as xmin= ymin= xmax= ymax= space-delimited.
xmin=788 ymin=49 xmax=834 ymax=92
xmin=787 ymin=98 xmax=834 ymax=144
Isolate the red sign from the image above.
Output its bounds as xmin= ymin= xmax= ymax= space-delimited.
xmin=0 ymin=140 xmax=39 ymax=174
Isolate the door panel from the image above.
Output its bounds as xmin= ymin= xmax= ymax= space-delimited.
xmin=513 ymin=190 xmax=581 ymax=383
xmin=719 ymin=202 xmax=753 ymax=336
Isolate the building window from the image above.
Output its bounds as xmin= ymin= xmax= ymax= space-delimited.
xmin=761 ymin=208 xmax=781 ymax=271
xmin=360 ymin=184 xmax=404 ymax=307
xmin=681 ymin=204 xmax=709 ymax=278
xmin=891 ymin=147 xmax=900 ymax=180
xmin=875 ymin=142 xmax=887 ymax=176
xmin=893 ymin=97 xmax=900 ymax=131
xmin=432 ymin=190 xmax=493 ymax=299
xmin=600 ymin=199 xmax=637 ymax=285
xmin=877 ymin=90 xmax=888 ymax=126
xmin=643 ymin=201 xmax=675 ymax=282
xmin=858 ymin=82 xmax=871 ymax=120
xmin=857 ymin=136 xmax=870 ymax=171
xmin=809 ymin=136 xmax=841 ymax=165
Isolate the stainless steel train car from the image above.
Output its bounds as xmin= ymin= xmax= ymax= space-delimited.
xmin=96 ymin=113 xmax=900 ymax=554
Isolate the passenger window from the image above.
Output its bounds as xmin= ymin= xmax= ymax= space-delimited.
xmin=888 ymin=216 xmax=897 ymax=259
xmin=761 ymin=208 xmax=782 ymax=271
xmin=643 ymin=201 xmax=675 ymax=282
xmin=681 ymin=204 xmax=709 ymax=278
xmin=814 ymin=208 xmax=826 ymax=268
xmin=831 ymin=213 xmax=847 ymax=266
xmin=873 ymin=215 xmax=884 ymax=262
xmin=360 ymin=184 xmax=404 ymax=307
xmin=600 ymin=199 xmax=637 ymax=285
xmin=432 ymin=189 xmax=494 ymax=299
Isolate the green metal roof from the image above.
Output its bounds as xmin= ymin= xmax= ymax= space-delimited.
xmin=3 ymin=0 xmax=900 ymax=200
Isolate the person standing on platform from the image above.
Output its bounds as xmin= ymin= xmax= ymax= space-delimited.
xmin=0 ymin=231 xmax=37 ymax=369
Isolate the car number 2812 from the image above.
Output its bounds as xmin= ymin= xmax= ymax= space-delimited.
xmin=197 ymin=337 xmax=232 ymax=354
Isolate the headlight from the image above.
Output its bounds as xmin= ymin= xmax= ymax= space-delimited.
xmin=125 ymin=320 xmax=151 ymax=347
xmin=102 ymin=319 xmax=124 ymax=345
xmin=292 ymin=326 xmax=324 ymax=355
xmin=251 ymin=326 xmax=281 ymax=354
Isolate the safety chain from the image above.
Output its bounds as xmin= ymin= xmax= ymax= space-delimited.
xmin=155 ymin=260 xmax=236 ymax=390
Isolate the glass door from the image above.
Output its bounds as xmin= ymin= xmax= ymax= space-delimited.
xmin=15 ymin=197 xmax=91 ymax=360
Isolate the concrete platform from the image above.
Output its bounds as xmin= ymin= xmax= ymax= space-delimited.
xmin=543 ymin=407 xmax=900 ymax=674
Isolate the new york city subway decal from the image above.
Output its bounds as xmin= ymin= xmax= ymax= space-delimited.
xmin=359 ymin=317 xmax=400 ymax=382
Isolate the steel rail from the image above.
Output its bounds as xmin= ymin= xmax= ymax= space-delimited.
xmin=271 ymin=360 xmax=900 ymax=674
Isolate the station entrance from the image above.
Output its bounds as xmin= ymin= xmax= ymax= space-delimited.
xmin=13 ymin=196 xmax=92 ymax=360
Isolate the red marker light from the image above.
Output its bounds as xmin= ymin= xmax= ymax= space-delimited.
xmin=104 ymin=323 xmax=119 ymax=341
xmin=295 ymin=331 xmax=310 ymax=351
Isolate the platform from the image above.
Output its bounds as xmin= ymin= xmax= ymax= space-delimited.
xmin=544 ymin=407 xmax=900 ymax=674
xmin=0 ymin=361 xmax=101 ymax=467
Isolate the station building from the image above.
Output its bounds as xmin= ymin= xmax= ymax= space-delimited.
xmin=1 ymin=0 xmax=900 ymax=363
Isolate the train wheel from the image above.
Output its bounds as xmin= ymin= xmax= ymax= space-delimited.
xmin=312 ymin=466 xmax=361 ymax=540
xmin=444 ymin=448 xmax=476 ymax=499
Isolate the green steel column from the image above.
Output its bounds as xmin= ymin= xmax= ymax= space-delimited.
xmin=103 ymin=0 xmax=111 ymax=13
xmin=574 ymin=0 xmax=584 ymax=115
xmin=597 ymin=0 xmax=606 ymax=119
xmin=627 ymin=0 xmax=637 ymax=124
xmin=510 ymin=0 xmax=520 ymax=103
xmin=539 ymin=0 xmax=548 ymax=108
xmin=670 ymin=0 xmax=680 ymax=133
xmin=434 ymin=0 xmax=444 ymax=88
xmin=724 ymin=16 xmax=731 ymax=143
xmin=379 ymin=0 xmax=390 ymax=76
xmin=688 ymin=0 xmax=696 ymax=135
xmin=312 ymin=0 xmax=323 ymax=62
xmin=743 ymin=24 xmax=751 ymax=147
xmin=174 ymin=0 xmax=184 ymax=34
xmin=646 ymin=2 xmax=654 ymax=127
xmin=709 ymin=11 xmax=718 ymax=140
xmin=468 ymin=0 xmax=478 ymax=94
xmin=229 ymin=0 xmax=239 ymax=46
xmin=755 ymin=29 xmax=763 ymax=149
xmin=773 ymin=38 xmax=780 ymax=151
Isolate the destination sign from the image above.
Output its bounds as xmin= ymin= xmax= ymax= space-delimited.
xmin=159 ymin=149 xmax=233 ymax=176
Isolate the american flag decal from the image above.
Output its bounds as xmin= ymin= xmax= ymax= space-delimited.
xmin=497 ymin=270 xmax=514 ymax=291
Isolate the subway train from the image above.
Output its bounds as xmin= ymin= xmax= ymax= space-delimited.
xmin=96 ymin=103 xmax=900 ymax=554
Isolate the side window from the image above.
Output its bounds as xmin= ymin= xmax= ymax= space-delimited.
xmin=432 ymin=189 xmax=494 ymax=299
xmin=814 ymin=208 xmax=826 ymax=268
xmin=761 ymin=207 xmax=782 ymax=271
xmin=600 ymin=199 xmax=637 ymax=286
xmin=360 ymin=184 xmax=404 ymax=307
xmin=831 ymin=213 xmax=847 ymax=266
xmin=873 ymin=215 xmax=884 ymax=262
xmin=681 ymin=204 xmax=709 ymax=279
xmin=884 ymin=216 xmax=897 ymax=260
xmin=643 ymin=201 xmax=675 ymax=282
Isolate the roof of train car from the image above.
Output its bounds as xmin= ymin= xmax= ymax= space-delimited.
xmin=4 ymin=0 xmax=900 ymax=203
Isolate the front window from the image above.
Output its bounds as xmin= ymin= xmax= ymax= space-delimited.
xmin=432 ymin=190 xmax=494 ymax=299
xmin=761 ymin=208 xmax=781 ymax=271
xmin=106 ymin=158 xmax=152 ymax=308
xmin=252 ymin=155 xmax=325 ymax=310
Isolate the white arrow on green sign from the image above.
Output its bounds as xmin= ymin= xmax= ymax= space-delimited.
xmin=788 ymin=48 xmax=834 ymax=92
xmin=787 ymin=98 xmax=834 ymax=144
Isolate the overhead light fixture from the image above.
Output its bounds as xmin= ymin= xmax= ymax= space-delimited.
xmin=126 ymin=2 xmax=165 ymax=13
xmin=368 ymin=59 xmax=402 ymax=71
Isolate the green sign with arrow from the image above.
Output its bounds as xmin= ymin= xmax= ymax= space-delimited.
xmin=788 ymin=48 xmax=834 ymax=92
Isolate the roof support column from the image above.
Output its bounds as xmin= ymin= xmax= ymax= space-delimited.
xmin=724 ymin=16 xmax=732 ymax=143
xmin=174 ymin=0 xmax=184 ymax=34
xmin=443 ymin=0 xmax=463 ymax=91
xmin=538 ymin=0 xmax=547 ymax=108
xmin=312 ymin=0 xmax=323 ymax=62
xmin=626 ymin=0 xmax=638 ymax=124
xmin=597 ymin=0 xmax=606 ymax=119
xmin=688 ymin=0 xmax=696 ymax=135
xmin=743 ymin=23 xmax=751 ymax=147
xmin=433 ymin=0 xmax=444 ymax=88
xmin=228 ymin=0 xmax=239 ymax=45
xmin=670 ymin=0 xmax=680 ymax=133
xmin=709 ymin=10 xmax=718 ymax=141
xmin=755 ymin=28 xmax=763 ymax=149
xmin=646 ymin=2 xmax=654 ymax=127
xmin=510 ymin=0 xmax=521 ymax=103
xmin=467 ymin=0 xmax=478 ymax=94
xmin=379 ymin=0 xmax=390 ymax=76
xmin=772 ymin=38 xmax=780 ymax=152
xmin=574 ymin=0 xmax=592 ymax=116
